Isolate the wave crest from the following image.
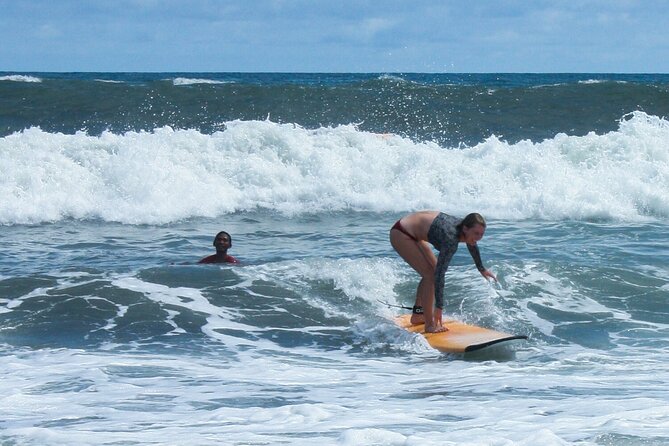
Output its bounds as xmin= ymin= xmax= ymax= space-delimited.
xmin=0 ymin=75 xmax=42 ymax=83
xmin=1 ymin=112 xmax=667 ymax=225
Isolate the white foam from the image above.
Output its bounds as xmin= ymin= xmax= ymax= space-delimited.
xmin=1 ymin=111 xmax=667 ymax=225
xmin=0 ymin=75 xmax=42 ymax=83
xmin=172 ymin=77 xmax=229 ymax=86
xmin=377 ymin=74 xmax=408 ymax=83
xmin=339 ymin=428 xmax=407 ymax=445
xmin=109 ymin=275 xmax=265 ymax=347
xmin=1 ymin=263 xmax=667 ymax=446
xmin=578 ymin=79 xmax=628 ymax=85
xmin=2 ymin=339 xmax=667 ymax=446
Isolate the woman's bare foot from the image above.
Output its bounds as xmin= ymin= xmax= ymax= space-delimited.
xmin=425 ymin=323 xmax=448 ymax=333
xmin=410 ymin=314 xmax=425 ymax=324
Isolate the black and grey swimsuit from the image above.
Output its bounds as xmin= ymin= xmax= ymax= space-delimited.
xmin=427 ymin=213 xmax=485 ymax=309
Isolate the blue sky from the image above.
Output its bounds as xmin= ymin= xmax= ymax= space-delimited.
xmin=1 ymin=0 xmax=668 ymax=73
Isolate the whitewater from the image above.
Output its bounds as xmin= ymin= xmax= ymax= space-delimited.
xmin=1 ymin=72 xmax=668 ymax=446
xmin=1 ymin=111 xmax=667 ymax=225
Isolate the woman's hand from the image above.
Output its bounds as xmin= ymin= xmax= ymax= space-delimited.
xmin=481 ymin=269 xmax=497 ymax=282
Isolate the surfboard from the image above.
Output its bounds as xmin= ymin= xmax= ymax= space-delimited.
xmin=395 ymin=314 xmax=527 ymax=353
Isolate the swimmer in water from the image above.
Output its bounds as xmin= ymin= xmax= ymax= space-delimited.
xmin=198 ymin=231 xmax=239 ymax=264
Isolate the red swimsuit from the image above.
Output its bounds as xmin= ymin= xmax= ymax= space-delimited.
xmin=198 ymin=254 xmax=239 ymax=264
xmin=391 ymin=219 xmax=418 ymax=242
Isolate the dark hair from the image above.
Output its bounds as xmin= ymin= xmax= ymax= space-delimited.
xmin=456 ymin=213 xmax=486 ymax=235
xmin=213 ymin=231 xmax=232 ymax=246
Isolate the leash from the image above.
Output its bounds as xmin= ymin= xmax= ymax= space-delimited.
xmin=377 ymin=299 xmax=412 ymax=311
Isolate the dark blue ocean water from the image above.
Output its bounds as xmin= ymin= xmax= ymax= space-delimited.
xmin=0 ymin=73 xmax=668 ymax=445
xmin=2 ymin=72 xmax=669 ymax=146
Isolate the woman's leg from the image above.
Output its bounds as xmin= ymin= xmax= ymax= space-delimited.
xmin=390 ymin=229 xmax=445 ymax=332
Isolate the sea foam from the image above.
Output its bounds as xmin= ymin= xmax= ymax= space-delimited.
xmin=0 ymin=75 xmax=42 ymax=83
xmin=172 ymin=77 xmax=230 ymax=86
xmin=0 ymin=112 xmax=667 ymax=225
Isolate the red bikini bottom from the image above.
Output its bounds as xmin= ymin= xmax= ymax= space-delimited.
xmin=391 ymin=219 xmax=418 ymax=242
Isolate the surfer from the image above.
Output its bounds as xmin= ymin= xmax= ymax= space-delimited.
xmin=198 ymin=231 xmax=239 ymax=264
xmin=390 ymin=211 xmax=496 ymax=333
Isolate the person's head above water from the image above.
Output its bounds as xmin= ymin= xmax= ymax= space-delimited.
xmin=198 ymin=230 xmax=238 ymax=264
xmin=213 ymin=231 xmax=232 ymax=251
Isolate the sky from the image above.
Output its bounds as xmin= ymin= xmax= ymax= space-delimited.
xmin=1 ymin=0 xmax=668 ymax=73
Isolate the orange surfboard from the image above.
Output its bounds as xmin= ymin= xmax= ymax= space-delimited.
xmin=395 ymin=314 xmax=527 ymax=353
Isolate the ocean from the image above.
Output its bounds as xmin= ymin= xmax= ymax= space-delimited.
xmin=0 ymin=72 xmax=668 ymax=445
